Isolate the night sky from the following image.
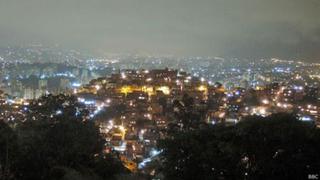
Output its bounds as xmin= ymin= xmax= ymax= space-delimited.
xmin=0 ymin=0 xmax=319 ymax=61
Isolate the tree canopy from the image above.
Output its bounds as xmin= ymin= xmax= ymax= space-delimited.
xmin=0 ymin=121 xmax=18 ymax=180
xmin=1 ymin=94 xmax=127 ymax=180
xmin=158 ymin=113 xmax=320 ymax=180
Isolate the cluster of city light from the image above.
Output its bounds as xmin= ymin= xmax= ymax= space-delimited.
xmin=95 ymin=85 xmax=101 ymax=91
xmin=141 ymin=86 xmax=154 ymax=96
xmin=120 ymin=86 xmax=133 ymax=95
xmin=299 ymin=105 xmax=318 ymax=115
xmin=251 ymin=107 xmax=269 ymax=117
xmin=198 ymin=85 xmax=208 ymax=92
xmin=156 ymin=86 xmax=170 ymax=95
xmin=121 ymin=72 xmax=127 ymax=79
xmin=119 ymin=85 xmax=172 ymax=96
xmin=276 ymin=102 xmax=292 ymax=109
xmin=138 ymin=149 xmax=162 ymax=169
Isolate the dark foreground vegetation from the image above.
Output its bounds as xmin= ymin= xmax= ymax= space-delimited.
xmin=0 ymin=95 xmax=127 ymax=180
xmin=158 ymin=113 xmax=320 ymax=180
xmin=1 ymin=95 xmax=320 ymax=180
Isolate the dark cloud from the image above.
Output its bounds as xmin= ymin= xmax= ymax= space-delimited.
xmin=0 ymin=0 xmax=319 ymax=61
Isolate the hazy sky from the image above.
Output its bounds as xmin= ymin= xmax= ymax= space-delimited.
xmin=0 ymin=0 xmax=319 ymax=61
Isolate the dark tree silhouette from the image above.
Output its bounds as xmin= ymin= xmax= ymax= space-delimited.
xmin=158 ymin=96 xmax=168 ymax=115
xmin=170 ymin=94 xmax=204 ymax=132
xmin=243 ymin=89 xmax=260 ymax=107
xmin=158 ymin=124 xmax=238 ymax=180
xmin=158 ymin=113 xmax=320 ymax=180
xmin=234 ymin=113 xmax=320 ymax=179
xmin=94 ymin=103 xmax=127 ymax=122
xmin=5 ymin=94 xmax=126 ymax=180
xmin=0 ymin=121 xmax=18 ymax=180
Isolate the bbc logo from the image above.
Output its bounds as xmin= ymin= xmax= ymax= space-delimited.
xmin=308 ymin=174 xmax=319 ymax=179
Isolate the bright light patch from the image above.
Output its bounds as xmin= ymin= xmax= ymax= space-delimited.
xmin=157 ymin=86 xmax=170 ymax=95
